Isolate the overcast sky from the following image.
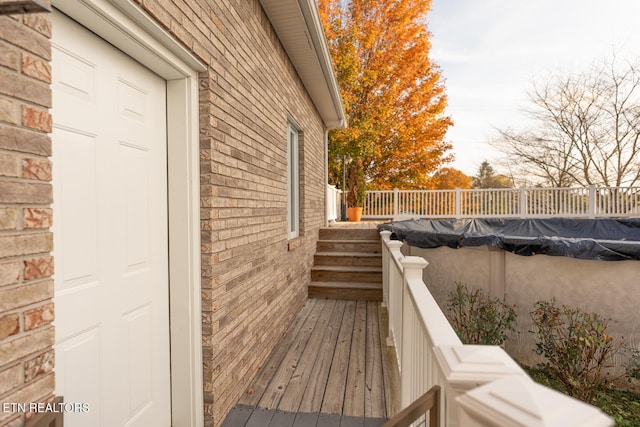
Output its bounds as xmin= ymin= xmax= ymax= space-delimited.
xmin=427 ymin=0 xmax=640 ymax=176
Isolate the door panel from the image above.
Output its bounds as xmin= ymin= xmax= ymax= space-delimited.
xmin=52 ymin=11 xmax=171 ymax=427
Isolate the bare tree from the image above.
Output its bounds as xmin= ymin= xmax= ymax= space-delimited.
xmin=492 ymin=56 xmax=640 ymax=187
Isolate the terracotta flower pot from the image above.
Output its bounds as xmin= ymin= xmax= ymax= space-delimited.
xmin=347 ymin=207 xmax=363 ymax=222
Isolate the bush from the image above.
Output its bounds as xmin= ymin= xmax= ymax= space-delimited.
xmin=446 ymin=283 xmax=517 ymax=345
xmin=524 ymin=365 xmax=640 ymax=427
xmin=627 ymin=348 xmax=640 ymax=381
xmin=530 ymin=299 xmax=638 ymax=403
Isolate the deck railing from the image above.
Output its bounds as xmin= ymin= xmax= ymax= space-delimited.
xmin=380 ymin=231 xmax=615 ymax=427
xmin=25 ymin=396 xmax=64 ymax=427
xmin=365 ymin=186 xmax=640 ymax=219
xmin=326 ymin=184 xmax=342 ymax=222
xmin=382 ymin=386 xmax=440 ymax=427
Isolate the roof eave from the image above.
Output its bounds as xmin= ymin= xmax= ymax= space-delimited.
xmin=260 ymin=0 xmax=346 ymax=130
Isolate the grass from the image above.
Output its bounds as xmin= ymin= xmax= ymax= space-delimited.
xmin=523 ymin=366 xmax=640 ymax=426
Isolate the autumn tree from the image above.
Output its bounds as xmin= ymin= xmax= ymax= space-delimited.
xmin=429 ymin=167 xmax=471 ymax=189
xmin=492 ymin=56 xmax=640 ymax=187
xmin=319 ymin=0 xmax=453 ymax=190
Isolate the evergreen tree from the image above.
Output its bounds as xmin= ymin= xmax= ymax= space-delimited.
xmin=472 ymin=161 xmax=513 ymax=189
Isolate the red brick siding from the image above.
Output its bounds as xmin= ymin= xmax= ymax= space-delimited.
xmin=0 ymin=12 xmax=54 ymax=427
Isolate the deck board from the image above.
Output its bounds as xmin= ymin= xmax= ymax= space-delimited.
xmin=298 ymin=300 xmax=347 ymax=413
xmin=220 ymin=406 xmax=253 ymax=427
xmin=321 ymin=300 xmax=356 ymax=414
xmin=365 ymin=301 xmax=385 ymax=418
xmin=224 ymin=298 xmax=399 ymax=426
xmin=292 ymin=412 xmax=319 ymax=427
xmin=344 ymin=300 xmax=367 ymax=417
xmin=378 ymin=305 xmax=401 ymax=418
xmin=239 ymin=300 xmax=317 ymax=407
xmin=245 ymin=407 xmax=275 ymax=427
xmin=279 ymin=299 xmax=337 ymax=412
xmin=269 ymin=410 xmax=296 ymax=427
xmin=258 ymin=300 xmax=324 ymax=410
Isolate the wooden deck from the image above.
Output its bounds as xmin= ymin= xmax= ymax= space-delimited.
xmin=221 ymin=299 xmax=400 ymax=427
xmin=328 ymin=220 xmax=387 ymax=229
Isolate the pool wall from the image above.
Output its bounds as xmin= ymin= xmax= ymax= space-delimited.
xmin=408 ymin=244 xmax=640 ymax=368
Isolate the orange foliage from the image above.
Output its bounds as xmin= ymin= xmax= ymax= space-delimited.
xmin=319 ymin=0 xmax=453 ymax=189
xmin=428 ymin=167 xmax=472 ymax=190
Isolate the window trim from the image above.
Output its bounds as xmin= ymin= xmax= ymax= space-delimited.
xmin=287 ymin=119 xmax=301 ymax=239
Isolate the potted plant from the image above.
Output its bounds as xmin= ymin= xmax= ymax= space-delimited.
xmin=346 ymin=161 xmax=366 ymax=222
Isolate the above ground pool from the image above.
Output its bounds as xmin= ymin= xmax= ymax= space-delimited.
xmin=379 ymin=218 xmax=640 ymax=261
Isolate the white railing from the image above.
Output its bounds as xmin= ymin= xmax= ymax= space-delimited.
xmin=366 ymin=186 xmax=640 ymax=219
xmin=380 ymin=231 xmax=615 ymax=427
xmin=326 ymin=184 xmax=342 ymax=222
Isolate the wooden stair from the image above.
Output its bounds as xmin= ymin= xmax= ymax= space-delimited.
xmin=309 ymin=227 xmax=383 ymax=301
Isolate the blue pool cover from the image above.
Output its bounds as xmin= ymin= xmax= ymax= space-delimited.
xmin=378 ymin=218 xmax=640 ymax=261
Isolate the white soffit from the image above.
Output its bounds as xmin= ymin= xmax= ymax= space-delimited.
xmin=260 ymin=0 xmax=346 ymax=129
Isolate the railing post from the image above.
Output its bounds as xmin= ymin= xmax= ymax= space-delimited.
xmin=386 ymin=240 xmax=404 ymax=349
xmin=402 ymin=255 xmax=428 ymax=283
xmin=519 ymin=187 xmax=527 ymax=217
xmin=434 ymin=345 xmax=528 ymax=427
xmin=326 ymin=184 xmax=339 ymax=223
xmin=588 ymin=185 xmax=596 ymax=218
xmin=400 ymin=256 xmax=429 ymax=409
xmin=393 ymin=188 xmax=400 ymax=218
xmin=455 ymin=188 xmax=461 ymax=219
xmin=457 ymin=376 xmax=614 ymax=427
xmin=380 ymin=230 xmax=392 ymax=308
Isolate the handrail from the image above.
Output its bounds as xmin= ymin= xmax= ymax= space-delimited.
xmin=25 ymin=396 xmax=64 ymax=427
xmin=365 ymin=186 xmax=640 ymax=219
xmin=381 ymin=385 xmax=440 ymax=427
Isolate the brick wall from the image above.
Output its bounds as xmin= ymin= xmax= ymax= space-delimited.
xmin=190 ymin=3 xmax=327 ymax=425
xmin=0 ymin=2 xmax=329 ymax=426
xmin=0 ymin=12 xmax=55 ymax=427
xmin=98 ymin=0 xmax=327 ymax=425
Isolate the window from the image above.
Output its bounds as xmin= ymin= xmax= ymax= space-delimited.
xmin=287 ymin=120 xmax=300 ymax=239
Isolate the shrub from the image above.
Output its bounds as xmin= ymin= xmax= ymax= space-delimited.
xmin=625 ymin=347 xmax=640 ymax=381
xmin=524 ymin=365 xmax=640 ymax=427
xmin=530 ymin=299 xmax=638 ymax=403
xmin=446 ymin=283 xmax=517 ymax=345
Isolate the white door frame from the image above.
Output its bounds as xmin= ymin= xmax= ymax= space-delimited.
xmin=52 ymin=1 xmax=206 ymax=425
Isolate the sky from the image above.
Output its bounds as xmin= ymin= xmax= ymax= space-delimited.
xmin=427 ymin=0 xmax=640 ymax=176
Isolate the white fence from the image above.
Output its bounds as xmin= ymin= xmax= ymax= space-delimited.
xmin=380 ymin=230 xmax=614 ymax=426
xmin=366 ymin=186 xmax=640 ymax=219
xmin=326 ymin=184 xmax=342 ymax=222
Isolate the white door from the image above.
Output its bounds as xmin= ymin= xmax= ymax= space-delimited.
xmin=52 ymin=11 xmax=171 ymax=427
